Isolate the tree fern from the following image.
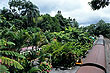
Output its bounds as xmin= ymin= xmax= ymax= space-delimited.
xmin=0 ymin=51 xmax=26 ymax=59
xmin=0 ymin=56 xmax=24 ymax=70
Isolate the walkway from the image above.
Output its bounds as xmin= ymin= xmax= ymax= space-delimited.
xmin=50 ymin=66 xmax=79 ymax=73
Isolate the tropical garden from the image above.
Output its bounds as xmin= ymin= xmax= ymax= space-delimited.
xmin=1 ymin=0 xmax=110 ymax=73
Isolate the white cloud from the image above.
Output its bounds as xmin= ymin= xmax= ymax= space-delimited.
xmin=48 ymin=0 xmax=103 ymax=25
xmin=35 ymin=0 xmax=110 ymax=25
xmin=0 ymin=0 xmax=8 ymax=9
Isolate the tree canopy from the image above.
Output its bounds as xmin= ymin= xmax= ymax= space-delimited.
xmin=85 ymin=19 xmax=110 ymax=38
xmin=89 ymin=0 xmax=110 ymax=10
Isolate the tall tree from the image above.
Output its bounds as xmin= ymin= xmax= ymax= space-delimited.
xmin=8 ymin=0 xmax=40 ymax=27
xmin=72 ymin=19 xmax=79 ymax=28
xmin=55 ymin=11 xmax=70 ymax=30
xmin=89 ymin=0 xmax=109 ymax=10
xmin=86 ymin=19 xmax=110 ymax=38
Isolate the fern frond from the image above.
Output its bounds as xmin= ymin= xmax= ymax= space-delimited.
xmin=28 ymin=67 xmax=41 ymax=73
xmin=0 ymin=65 xmax=10 ymax=73
xmin=0 ymin=56 xmax=24 ymax=70
xmin=0 ymin=51 xmax=26 ymax=59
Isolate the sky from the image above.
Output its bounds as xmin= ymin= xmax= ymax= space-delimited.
xmin=0 ymin=0 xmax=110 ymax=26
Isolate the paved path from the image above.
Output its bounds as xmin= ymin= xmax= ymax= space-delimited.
xmin=50 ymin=66 xmax=80 ymax=73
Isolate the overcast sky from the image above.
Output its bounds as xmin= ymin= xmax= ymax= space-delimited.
xmin=0 ymin=0 xmax=110 ymax=26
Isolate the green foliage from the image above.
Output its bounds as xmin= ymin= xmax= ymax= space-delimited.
xmin=0 ymin=29 xmax=31 ymax=51
xmin=0 ymin=0 xmax=40 ymax=29
xmin=28 ymin=67 xmax=41 ymax=73
xmin=89 ymin=0 xmax=109 ymax=10
xmin=0 ymin=0 xmax=96 ymax=72
xmin=30 ymin=31 xmax=48 ymax=48
xmin=0 ymin=15 xmax=11 ymax=27
xmin=55 ymin=11 xmax=70 ymax=31
xmin=39 ymin=62 xmax=52 ymax=73
xmin=8 ymin=0 xmax=40 ymax=27
xmin=0 ymin=39 xmax=15 ymax=50
xmin=45 ymin=26 xmax=82 ymax=43
xmin=44 ymin=31 xmax=55 ymax=42
xmin=0 ymin=51 xmax=25 ymax=59
xmin=40 ymin=37 xmax=93 ymax=68
xmin=72 ymin=19 xmax=79 ymax=28
xmin=37 ymin=14 xmax=61 ymax=32
xmin=0 ymin=56 xmax=24 ymax=70
xmin=85 ymin=20 xmax=110 ymax=38
xmin=0 ymin=38 xmax=26 ymax=72
xmin=0 ymin=65 xmax=10 ymax=73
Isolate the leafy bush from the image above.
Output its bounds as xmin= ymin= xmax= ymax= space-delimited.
xmin=40 ymin=40 xmax=93 ymax=68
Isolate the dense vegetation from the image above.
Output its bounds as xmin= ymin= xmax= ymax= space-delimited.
xmin=84 ymin=19 xmax=110 ymax=38
xmin=0 ymin=0 xmax=95 ymax=73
